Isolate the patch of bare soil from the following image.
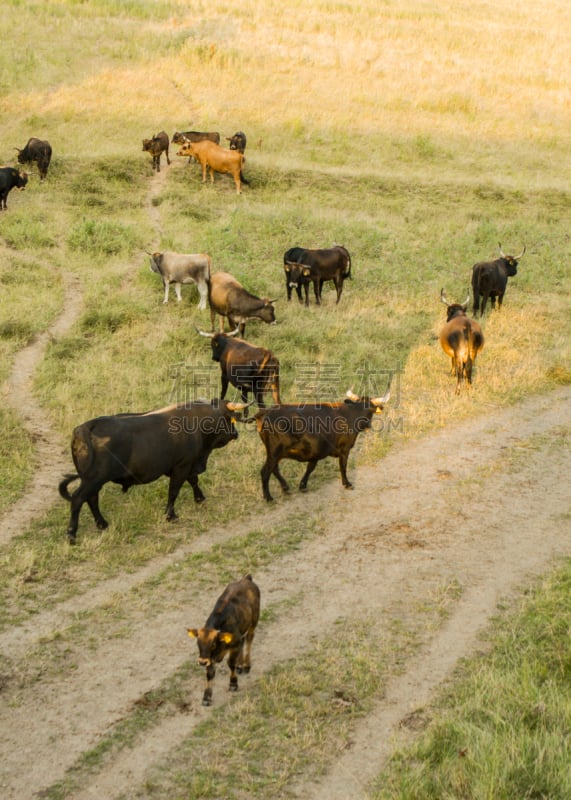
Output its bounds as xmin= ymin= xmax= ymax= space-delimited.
xmin=1 ymin=164 xmax=569 ymax=799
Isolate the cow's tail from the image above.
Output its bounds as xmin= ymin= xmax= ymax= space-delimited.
xmin=59 ymin=474 xmax=80 ymax=502
xmin=346 ymin=252 xmax=352 ymax=279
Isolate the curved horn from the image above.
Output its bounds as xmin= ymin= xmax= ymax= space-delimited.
xmin=440 ymin=288 xmax=449 ymax=306
xmin=226 ymin=400 xmax=251 ymax=412
xmin=498 ymin=242 xmax=506 ymax=258
xmin=227 ymin=326 xmax=240 ymax=337
xmin=195 ymin=326 xmax=214 ymax=338
xmin=516 ymin=245 xmax=526 ymax=260
xmin=372 ymin=378 xmax=392 ymax=407
xmin=346 ymin=386 xmax=360 ymax=402
xmin=145 ymin=250 xmax=154 ymax=256
xmin=463 ymin=291 xmax=470 ymax=307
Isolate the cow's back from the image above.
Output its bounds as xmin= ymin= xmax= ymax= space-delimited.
xmin=209 ymin=271 xmax=243 ymax=313
xmin=207 ymin=575 xmax=260 ymax=633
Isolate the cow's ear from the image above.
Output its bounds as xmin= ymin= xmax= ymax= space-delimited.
xmin=218 ymin=632 xmax=234 ymax=645
xmin=187 ymin=628 xmax=199 ymax=639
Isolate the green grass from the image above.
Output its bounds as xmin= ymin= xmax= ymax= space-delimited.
xmin=0 ymin=0 xmax=570 ymax=796
xmin=369 ymin=558 xmax=571 ymax=800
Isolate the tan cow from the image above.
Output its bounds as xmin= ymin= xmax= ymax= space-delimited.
xmin=439 ymin=289 xmax=485 ymax=394
xmin=177 ymin=140 xmax=249 ymax=194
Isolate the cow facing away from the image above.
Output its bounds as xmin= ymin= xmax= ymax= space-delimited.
xmin=177 ymin=140 xmax=249 ymax=194
xmin=255 ymin=386 xmax=391 ymax=502
xmin=58 ymin=400 xmax=245 ymax=543
xmin=142 ymin=131 xmax=170 ymax=172
xmin=226 ymin=131 xmax=247 ymax=153
xmin=471 ymin=242 xmax=525 ymax=316
xmin=208 ymin=271 xmax=277 ymax=337
xmin=439 ymin=289 xmax=485 ymax=394
xmin=188 ymin=574 xmax=260 ymax=706
xmin=284 ymin=246 xmax=352 ymax=305
xmin=15 ymin=137 xmax=52 ymax=180
xmin=0 ymin=167 xmax=28 ymax=210
xmin=197 ymin=328 xmax=281 ymax=413
xmin=148 ymin=250 xmax=211 ymax=308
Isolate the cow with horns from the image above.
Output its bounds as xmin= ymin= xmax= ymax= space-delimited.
xmin=439 ymin=289 xmax=485 ymax=393
xmin=254 ymin=384 xmax=391 ymax=501
xmin=471 ymin=243 xmax=525 ymax=316
xmin=197 ymin=328 xmax=281 ymax=413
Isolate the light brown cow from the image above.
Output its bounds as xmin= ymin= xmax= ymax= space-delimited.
xmin=177 ymin=140 xmax=249 ymax=194
xmin=439 ymin=289 xmax=485 ymax=394
xmin=208 ymin=271 xmax=276 ymax=337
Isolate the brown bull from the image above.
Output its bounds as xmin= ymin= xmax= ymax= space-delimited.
xmin=439 ymin=289 xmax=484 ymax=393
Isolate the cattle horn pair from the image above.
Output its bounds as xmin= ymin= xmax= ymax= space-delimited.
xmin=195 ymin=326 xmax=240 ymax=338
xmin=346 ymin=382 xmax=391 ymax=406
xmin=498 ymin=242 xmax=526 ymax=260
xmin=440 ymin=288 xmax=470 ymax=307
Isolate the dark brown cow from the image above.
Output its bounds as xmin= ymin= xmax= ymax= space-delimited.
xmin=0 ymin=167 xmax=28 ymax=210
xmin=284 ymin=246 xmax=352 ymax=305
xmin=15 ymin=137 xmax=52 ymax=180
xmin=188 ymin=574 xmax=260 ymax=706
xmin=471 ymin=242 xmax=525 ymax=316
xmin=197 ymin=328 xmax=280 ymax=413
xmin=226 ymin=131 xmax=247 ymax=153
xmin=176 ymin=140 xmax=249 ymax=194
xmin=208 ymin=271 xmax=277 ymax=336
xmin=58 ymin=400 xmax=245 ymax=543
xmin=172 ymin=130 xmax=221 ymax=146
xmin=254 ymin=386 xmax=391 ymax=501
xmin=142 ymin=131 xmax=170 ymax=172
xmin=440 ymin=289 xmax=485 ymax=393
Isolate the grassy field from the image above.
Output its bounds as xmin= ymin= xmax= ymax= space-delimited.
xmin=1 ymin=0 xmax=570 ymax=797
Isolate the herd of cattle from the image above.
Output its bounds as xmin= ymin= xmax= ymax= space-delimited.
xmin=3 ymin=128 xmax=525 ymax=704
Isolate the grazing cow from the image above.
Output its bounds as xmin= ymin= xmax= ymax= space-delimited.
xmin=148 ymin=250 xmax=211 ymax=308
xmin=226 ymin=131 xmax=247 ymax=153
xmin=197 ymin=328 xmax=281 ymax=413
xmin=0 ymin=167 xmax=28 ymax=210
xmin=172 ymin=130 xmax=221 ymax=146
xmin=284 ymin=246 xmax=352 ymax=305
xmin=440 ymin=289 xmax=485 ymax=394
xmin=142 ymin=131 xmax=170 ymax=172
xmin=15 ymin=137 xmax=52 ymax=180
xmin=177 ymin=140 xmax=249 ymax=194
xmin=471 ymin=242 xmax=525 ymax=316
xmin=58 ymin=400 xmax=245 ymax=543
xmin=255 ymin=385 xmax=391 ymax=501
xmin=188 ymin=574 xmax=260 ymax=706
xmin=208 ymin=271 xmax=277 ymax=336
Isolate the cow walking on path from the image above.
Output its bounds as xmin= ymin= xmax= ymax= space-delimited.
xmin=188 ymin=574 xmax=260 ymax=706
xmin=254 ymin=386 xmax=391 ymax=501
xmin=142 ymin=131 xmax=170 ymax=172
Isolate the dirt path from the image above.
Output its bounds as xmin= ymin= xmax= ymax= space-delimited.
xmin=0 ymin=270 xmax=83 ymax=547
xmin=1 ymin=165 xmax=570 ymax=799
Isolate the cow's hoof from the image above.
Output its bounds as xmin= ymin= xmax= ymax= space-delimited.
xmin=229 ymin=684 xmax=238 ymax=692
xmin=67 ymin=535 xmax=77 ymax=546
xmin=344 ymin=483 xmax=354 ymax=490
xmin=96 ymin=520 xmax=109 ymax=530
xmin=202 ymin=697 xmax=212 ymax=707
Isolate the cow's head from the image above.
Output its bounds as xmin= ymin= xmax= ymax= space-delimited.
xmin=195 ymin=328 xmax=240 ymax=361
xmin=16 ymin=171 xmax=28 ymax=190
xmin=142 ymin=139 xmax=152 ymax=152
xmin=285 ymin=261 xmax=312 ymax=288
xmin=257 ymin=299 xmax=277 ymax=325
xmin=441 ymin=289 xmax=470 ymax=321
xmin=177 ymin=142 xmax=197 ymax=159
xmin=147 ymin=251 xmax=162 ymax=274
xmin=345 ymin=383 xmax=391 ymax=427
xmin=498 ymin=242 xmax=525 ymax=276
xmin=187 ymin=627 xmax=235 ymax=667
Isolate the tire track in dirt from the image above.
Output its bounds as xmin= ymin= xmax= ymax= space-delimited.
xmin=1 ymin=386 xmax=568 ymax=800
xmin=0 ymin=270 xmax=83 ymax=546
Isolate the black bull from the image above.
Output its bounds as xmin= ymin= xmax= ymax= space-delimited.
xmin=283 ymin=245 xmax=351 ymax=305
xmin=254 ymin=387 xmax=390 ymax=501
xmin=59 ymin=400 xmax=244 ymax=543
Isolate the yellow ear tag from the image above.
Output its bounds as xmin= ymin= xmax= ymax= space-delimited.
xmin=231 ymin=416 xmax=237 ymax=424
